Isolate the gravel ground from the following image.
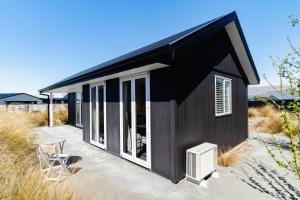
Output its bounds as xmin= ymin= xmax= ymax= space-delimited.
xmin=36 ymin=125 xmax=300 ymax=200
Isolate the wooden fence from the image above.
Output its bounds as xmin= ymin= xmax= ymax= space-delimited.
xmin=0 ymin=104 xmax=67 ymax=112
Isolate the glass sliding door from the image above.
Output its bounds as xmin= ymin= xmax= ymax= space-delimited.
xmin=98 ymin=85 xmax=105 ymax=145
xmin=76 ymin=93 xmax=82 ymax=127
xmin=91 ymin=86 xmax=97 ymax=142
xmin=122 ymin=80 xmax=132 ymax=155
xmin=90 ymin=83 xmax=106 ymax=149
xmin=120 ymin=74 xmax=150 ymax=168
xmin=135 ymin=78 xmax=147 ymax=161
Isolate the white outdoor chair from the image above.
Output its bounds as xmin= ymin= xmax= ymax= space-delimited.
xmin=37 ymin=143 xmax=71 ymax=182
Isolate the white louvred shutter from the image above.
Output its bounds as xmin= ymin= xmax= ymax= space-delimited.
xmin=224 ymin=80 xmax=231 ymax=113
xmin=215 ymin=77 xmax=224 ymax=114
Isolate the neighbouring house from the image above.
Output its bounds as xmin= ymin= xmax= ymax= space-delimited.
xmin=0 ymin=93 xmax=43 ymax=105
xmin=39 ymin=12 xmax=259 ymax=183
xmin=42 ymin=94 xmax=69 ymax=104
xmin=269 ymin=94 xmax=296 ymax=101
xmin=247 ymin=86 xmax=296 ymax=107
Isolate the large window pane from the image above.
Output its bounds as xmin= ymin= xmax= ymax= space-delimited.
xmin=224 ymin=80 xmax=231 ymax=113
xmin=98 ymin=86 xmax=104 ymax=144
xmin=76 ymin=93 xmax=82 ymax=126
xmin=122 ymin=81 xmax=132 ymax=155
xmin=135 ymin=78 xmax=146 ymax=161
xmin=91 ymin=87 xmax=97 ymax=141
xmin=215 ymin=77 xmax=224 ymax=114
xmin=215 ymin=76 xmax=232 ymax=116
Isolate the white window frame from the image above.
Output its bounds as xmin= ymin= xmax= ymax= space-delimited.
xmin=89 ymin=81 xmax=107 ymax=149
xmin=119 ymin=72 xmax=151 ymax=169
xmin=215 ymin=75 xmax=232 ymax=116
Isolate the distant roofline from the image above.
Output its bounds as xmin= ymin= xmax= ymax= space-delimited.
xmin=0 ymin=93 xmax=42 ymax=100
xmin=0 ymin=93 xmax=23 ymax=99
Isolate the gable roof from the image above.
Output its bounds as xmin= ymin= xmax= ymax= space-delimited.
xmin=270 ymin=94 xmax=296 ymax=100
xmin=0 ymin=93 xmax=23 ymax=99
xmin=40 ymin=11 xmax=259 ymax=93
xmin=0 ymin=93 xmax=42 ymax=100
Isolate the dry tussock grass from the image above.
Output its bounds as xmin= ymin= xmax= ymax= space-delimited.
xmin=258 ymin=105 xmax=276 ymax=117
xmin=29 ymin=111 xmax=48 ymax=127
xmin=0 ymin=112 xmax=77 ymax=200
xmin=0 ymin=112 xmax=35 ymax=156
xmin=248 ymin=105 xmax=277 ymax=118
xmin=256 ymin=114 xmax=283 ymax=133
xmin=248 ymin=107 xmax=260 ymax=118
xmin=248 ymin=105 xmax=288 ymax=134
xmin=218 ymin=142 xmax=253 ymax=167
xmin=54 ymin=109 xmax=68 ymax=125
xmin=10 ymin=109 xmax=69 ymax=127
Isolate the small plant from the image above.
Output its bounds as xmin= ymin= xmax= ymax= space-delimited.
xmin=262 ymin=15 xmax=300 ymax=179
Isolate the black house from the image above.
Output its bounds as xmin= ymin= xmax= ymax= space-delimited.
xmin=40 ymin=12 xmax=259 ymax=183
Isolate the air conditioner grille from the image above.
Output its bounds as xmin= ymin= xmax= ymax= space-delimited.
xmin=187 ymin=152 xmax=196 ymax=178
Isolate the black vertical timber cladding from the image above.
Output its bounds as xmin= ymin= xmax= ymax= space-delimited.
xmin=172 ymin=29 xmax=249 ymax=181
xmin=150 ymin=67 xmax=175 ymax=180
xmin=68 ymin=93 xmax=76 ymax=126
xmin=82 ymin=84 xmax=90 ymax=142
xmin=106 ymin=78 xmax=120 ymax=155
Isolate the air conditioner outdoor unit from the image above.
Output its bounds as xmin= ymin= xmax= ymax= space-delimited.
xmin=186 ymin=142 xmax=218 ymax=184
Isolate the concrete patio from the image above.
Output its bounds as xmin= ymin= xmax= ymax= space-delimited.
xmin=37 ymin=125 xmax=299 ymax=200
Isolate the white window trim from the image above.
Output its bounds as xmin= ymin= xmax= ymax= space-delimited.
xmin=89 ymin=81 xmax=107 ymax=150
xmin=215 ymin=75 xmax=232 ymax=116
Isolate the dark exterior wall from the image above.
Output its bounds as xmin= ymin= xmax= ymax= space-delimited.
xmin=68 ymin=93 xmax=76 ymax=126
xmin=173 ymin=29 xmax=248 ymax=181
xmin=82 ymin=84 xmax=90 ymax=142
xmin=150 ymin=67 xmax=176 ymax=181
xmin=106 ymin=78 xmax=120 ymax=155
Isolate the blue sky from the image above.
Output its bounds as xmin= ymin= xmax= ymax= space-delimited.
xmin=0 ymin=1 xmax=299 ymax=96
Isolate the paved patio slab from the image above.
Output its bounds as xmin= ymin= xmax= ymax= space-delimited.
xmin=37 ymin=125 xmax=299 ymax=200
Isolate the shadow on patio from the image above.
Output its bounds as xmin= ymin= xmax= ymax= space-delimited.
xmin=233 ymin=158 xmax=300 ymax=200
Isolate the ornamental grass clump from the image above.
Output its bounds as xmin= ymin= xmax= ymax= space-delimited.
xmin=0 ymin=112 xmax=78 ymax=200
xmin=218 ymin=142 xmax=253 ymax=167
xmin=248 ymin=107 xmax=260 ymax=118
xmin=54 ymin=109 xmax=68 ymax=125
xmin=256 ymin=113 xmax=284 ymax=134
